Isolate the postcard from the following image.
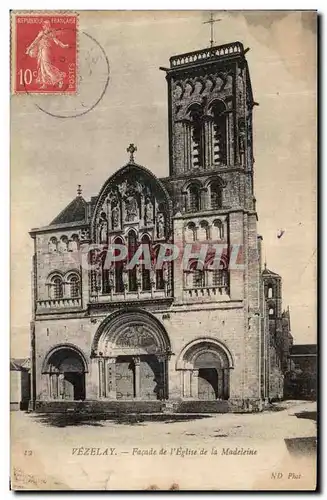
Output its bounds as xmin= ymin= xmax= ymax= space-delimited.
xmin=10 ymin=10 xmax=317 ymax=490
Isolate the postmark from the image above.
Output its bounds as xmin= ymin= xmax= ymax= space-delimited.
xmin=12 ymin=12 xmax=78 ymax=95
xmin=32 ymin=31 xmax=110 ymax=119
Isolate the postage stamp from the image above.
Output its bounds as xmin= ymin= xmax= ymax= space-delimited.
xmin=12 ymin=12 xmax=78 ymax=94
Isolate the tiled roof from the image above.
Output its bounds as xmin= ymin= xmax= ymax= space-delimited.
xmin=50 ymin=196 xmax=87 ymax=225
xmin=262 ymin=267 xmax=281 ymax=278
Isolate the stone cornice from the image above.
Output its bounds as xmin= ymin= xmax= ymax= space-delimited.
xmin=29 ymin=220 xmax=89 ymax=236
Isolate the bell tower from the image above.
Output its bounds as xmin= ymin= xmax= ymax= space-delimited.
xmin=161 ymin=41 xmax=256 ymax=199
xmin=160 ymin=40 xmax=260 ymax=307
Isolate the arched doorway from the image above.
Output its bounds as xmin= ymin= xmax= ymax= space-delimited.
xmin=177 ymin=339 xmax=233 ymax=400
xmin=92 ymin=309 xmax=171 ymax=401
xmin=42 ymin=345 xmax=87 ymax=401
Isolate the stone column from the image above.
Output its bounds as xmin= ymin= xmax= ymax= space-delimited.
xmin=98 ymin=358 xmax=106 ymax=398
xmin=47 ymin=373 xmax=51 ymax=399
xmin=106 ymin=358 xmax=117 ymax=399
xmin=183 ymin=121 xmax=192 ymax=171
xmin=50 ymin=372 xmax=58 ymax=399
xmin=133 ymin=356 xmax=141 ymax=398
xmin=223 ymin=369 xmax=230 ymax=400
xmin=190 ymin=370 xmax=199 ymax=398
xmin=207 ymin=269 xmax=213 ymax=288
xmin=58 ymin=373 xmax=65 ymax=400
xmin=204 ymin=118 xmax=214 ymax=169
xmin=157 ymin=355 xmax=167 ymax=400
xmin=228 ymin=111 xmax=234 ymax=166
xmin=183 ymin=370 xmax=192 ymax=398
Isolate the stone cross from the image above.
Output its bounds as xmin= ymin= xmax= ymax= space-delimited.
xmin=127 ymin=143 xmax=137 ymax=163
xmin=203 ymin=12 xmax=222 ymax=48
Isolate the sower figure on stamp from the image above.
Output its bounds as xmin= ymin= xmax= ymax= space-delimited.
xmin=25 ymin=20 xmax=69 ymax=89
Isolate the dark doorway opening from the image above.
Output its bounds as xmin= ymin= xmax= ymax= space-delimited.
xmin=63 ymin=372 xmax=85 ymax=400
xmin=198 ymin=368 xmax=218 ymax=400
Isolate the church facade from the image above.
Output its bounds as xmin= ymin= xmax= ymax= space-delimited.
xmin=29 ymin=41 xmax=292 ymax=412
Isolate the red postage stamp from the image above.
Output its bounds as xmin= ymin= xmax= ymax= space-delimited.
xmin=12 ymin=13 xmax=78 ymax=94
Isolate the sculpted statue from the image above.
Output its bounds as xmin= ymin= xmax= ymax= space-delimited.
xmin=111 ymin=201 xmax=120 ymax=229
xmin=117 ymin=180 xmax=128 ymax=198
xmin=156 ymin=213 xmax=165 ymax=239
xmin=163 ymin=263 xmax=169 ymax=283
xmin=99 ymin=213 xmax=108 ymax=243
xmin=144 ymin=197 xmax=153 ymax=225
xmin=122 ymin=264 xmax=129 ymax=289
xmin=125 ymin=194 xmax=138 ymax=222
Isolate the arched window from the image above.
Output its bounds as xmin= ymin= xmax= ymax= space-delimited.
xmin=100 ymin=248 xmax=110 ymax=294
xmin=67 ymin=273 xmax=80 ymax=298
xmin=68 ymin=234 xmax=79 ymax=252
xmin=58 ymin=236 xmax=68 ymax=253
xmin=186 ymin=260 xmax=205 ymax=289
xmin=268 ymin=286 xmax=273 ymax=298
xmin=193 ymin=268 xmax=205 ymax=288
xmin=128 ymin=231 xmax=138 ymax=292
xmin=212 ymin=219 xmax=224 ymax=240
xmin=212 ymin=269 xmax=228 ymax=287
xmin=153 ymin=245 xmax=164 ymax=290
xmin=114 ymin=237 xmax=124 ymax=293
xmin=210 ymin=100 xmax=227 ymax=165
xmin=185 ymin=221 xmax=196 ymax=242
xmin=189 ymin=184 xmax=201 ymax=212
xmin=210 ymin=181 xmax=223 ymax=209
xmin=141 ymin=235 xmax=151 ymax=291
xmin=48 ymin=237 xmax=58 ymax=253
xmin=269 ymin=307 xmax=275 ymax=317
xmin=189 ymin=104 xmax=204 ymax=169
xmin=51 ymin=275 xmax=63 ymax=299
xmin=198 ymin=221 xmax=209 ymax=241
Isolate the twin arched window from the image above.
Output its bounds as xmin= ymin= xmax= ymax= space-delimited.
xmin=187 ymin=100 xmax=227 ymax=170
xmin=185 ymin=260 xmax=228 ymax=290
xmin=48 ymin=272 xmax=80 ymax=300
xmin=185 ymin=180 xmax=223 ymax=213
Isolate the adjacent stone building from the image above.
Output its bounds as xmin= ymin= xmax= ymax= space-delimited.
xmin=10 ymin=358 xmax=31 ymax=410
xmin=285 ymin=344 xmax=317 ymax=400
xmin=29 ymin=41 xmax=292 ymax=412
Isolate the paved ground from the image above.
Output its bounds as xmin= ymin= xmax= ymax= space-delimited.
xmin=10 ymin=400 xmax=317 ymax=490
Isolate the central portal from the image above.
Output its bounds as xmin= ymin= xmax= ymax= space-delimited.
xmin=93 ymin=309 xmax=171 ymax=401
xmin=116 ymin=355 xmax=164 ymax=400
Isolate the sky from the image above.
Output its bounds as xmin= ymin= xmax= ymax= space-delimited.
xmin=11 ymin=10 xmax=317 ymax=357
